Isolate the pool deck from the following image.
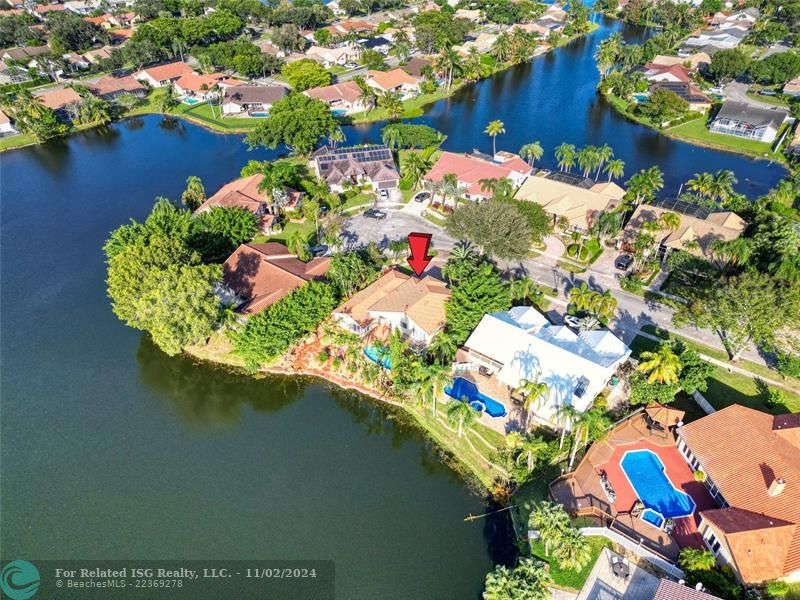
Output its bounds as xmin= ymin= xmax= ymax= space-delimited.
xmin=453 ymin=371 xmax=526 ymax=434
xmin=550 ymin=414 xmax=717 ymax=560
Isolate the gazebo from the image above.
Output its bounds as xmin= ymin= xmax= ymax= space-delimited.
xmin=644 ymin=402 xmax=686 ymax=430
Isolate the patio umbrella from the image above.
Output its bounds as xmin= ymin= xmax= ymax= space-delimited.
xmin=645 ymin=402 xmax=685 ymax=427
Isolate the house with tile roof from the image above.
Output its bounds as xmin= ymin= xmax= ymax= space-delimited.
xmin=34 ymin=87 xmax=82 ymax=121
xmin=649 ymin=82 xmax=712 ymax=112
xmin=309 ymin=145 xmax=400 ymax=191
xmin=784 ymin=76 xmax=800 ymax=97
xmin=195 ymin=174 xmax=302 ymax=234
xmin=649 ymin=53 xmax=711 ymax=70
xmin=305 ymin=44 xmax=359 ymax=68
xmin=303 ymin=80 xmax=365 ymax=115
xmin=455 ymin=306 xmax=630 ymax=426
xmin=514 ymin=174 xmax=625 ymax=231
xmin=173 ymin=72 xmax=230 ymax=100
xmin=86 ymin=74 xmax=146 ymax=100
xmin=0 ymin=108 xmax=18 ymax=135
xmin=620 ymin=204 xmax=746 ymax=262
xmin=134 ymin=61 xmax=193 ymax=88
xmin=220 ymin=243 xmax=330 ymax=315
xmin=423 ymin=151 xmax=532 ymax=202
xmin=677 ymin=405 xmax=800 ymax=584
xmin=643 ymin=63 xmax=692 ymax=84
xmin=365 ymin=68 xmax=420 ymax=97
xmin=333 ymin=269 xmax=450 ymax=346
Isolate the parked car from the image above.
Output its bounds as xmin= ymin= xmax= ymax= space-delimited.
xmin=563 ymin=315 xmax=581 ymax=329
xmin=413 ymin=191 xmax=431 ymax=203
xmin=615 ymin=254 xmax=633 ymax=270
xmin=364 ymin=209 xmax=387 ymax=220
xmin=379 ymin=189 xmax=389 ymax=199
xmin=308 ymin=244 xmax=329 ymax=257
xmin=758 ymin=89 xmax=778 ymax=97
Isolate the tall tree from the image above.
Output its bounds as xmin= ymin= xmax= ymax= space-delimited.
xmin=447 ymin=398 xmax=480 ymax=437
xmin=484 ymin=119 xmax=506 ymax=156
xmin=637 ymin=344 xmax=682 ymax=384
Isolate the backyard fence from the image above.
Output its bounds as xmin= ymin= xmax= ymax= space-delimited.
xmin=578 ymin=526 xmax=686 ymax=581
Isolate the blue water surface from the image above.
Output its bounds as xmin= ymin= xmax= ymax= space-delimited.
xmin=364 ymin=345 xmax=391 ymax=368
xmin=621 ymin=450 xmax=695 ymax=518
xmin=445 ymin=377 xmax=507 ymax=418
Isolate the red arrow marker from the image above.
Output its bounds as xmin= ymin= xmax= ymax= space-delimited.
xmin=407 ymin=232 xmax=433 ymax=277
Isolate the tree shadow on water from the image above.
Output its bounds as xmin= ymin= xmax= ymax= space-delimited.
xmin=136 ymin=336 xmax=305 ymax=427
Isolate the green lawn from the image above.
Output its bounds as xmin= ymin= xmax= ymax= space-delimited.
xmin=0 ymin=131 xmax=35 ymax=152
xmin=423 ymin=211 xmax=447 ymax=227
xmin=349 ymin=87 xmax=456 ymax=123
xmin=629 ymin=334 xmax=800 ymax=414
xmin=529 ymin=536 xmax=612 ymax=591
xmin=254 ymin=221 xmax=317 ymax=246
xmin=745 ymin=91 xmax=790 ymax=108
xmin=340 ymin=192 xmax=376 ymax=212
xmin=640 ymin=324 xmax=800 ymax=392
xmin=126 ymin=89 xmax=262 ymax=132
xmin=666 ymin=117 xmax=784 ymax=162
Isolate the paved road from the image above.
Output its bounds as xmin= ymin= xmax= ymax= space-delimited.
xmin=342 ymin=207 xmax=771 ymax=367
xmin=723 ymin=81 xmax=788 ymax=112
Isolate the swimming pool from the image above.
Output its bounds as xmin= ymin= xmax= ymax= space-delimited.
xmin=641 ymin=508 xmax=665 ymax=528
xmin=250 ymin=111 xmax=269 ymax=117
xmin=182 ymin=97 xmax=201 ymax=105
xmin=621 ymin=450 xmax=695 ymax=522
xmin=445 ymin=377 xmax=507 ymax=418
xmin=632 ymin=94 xmax=648 ymax=103
xmin=331 ymin=109 xmax=348 ymax=117
xmin=363 ymin=345 xmax=391 ymax=368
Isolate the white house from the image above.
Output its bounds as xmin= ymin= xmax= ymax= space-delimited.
xmin=456 ymin=307 xmax=631 ymax=426
xmin=332 ymin=269 xmax=450 ymax=347
xmin=305 ymin=44 xmax=359 ymax=68
xmin=221 ymin=84 xmax=288 ymax=115
xmin=134 ymin=61 xmax=192 ymax=88
xmin=709 ymin=101 xmax=789 ymax=143
xmin=0 ymin=108 xmax=18 ymax=135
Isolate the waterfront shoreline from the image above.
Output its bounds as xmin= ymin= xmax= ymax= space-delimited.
xmin=184 ymin=335 xmax=508 ymax=494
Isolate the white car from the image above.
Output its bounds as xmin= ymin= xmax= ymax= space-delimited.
xmin=379 ymin=189 xmax=389 ymax=199
xmin=563 ymin=315 xmax=581 ymax=329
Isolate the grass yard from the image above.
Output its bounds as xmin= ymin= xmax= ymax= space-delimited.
xmin=253 ymin=220 xmax=317 ymax=246
xmin=666 ymin=117 xmax=784 ymax=162
xmin=0 ymin=131 xmax=35 ymax=152
xmin=629 ymin=334 xmax=800 ymax=414
xmin=529 ymin=536 xmax=613 ymax=591
xmin=349 ymin=87 xmax=456 ymax=123
xmin=127 ymin=89 xmax=262 ymax=132
xmin=640 ymin=324 xmax=800 ymax=392
xmin=745 ymin=91 xmax=790 ymax=108
xmin=423 ymin=211 xmax=447 ymax=227
xmin=340 ymin=191 xmax=376 ymax=212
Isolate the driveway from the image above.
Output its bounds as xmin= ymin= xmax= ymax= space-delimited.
xmin=342 ymin=208 xmax=457 ymax=253
xmin=723 ymin=81 xmax=787 ymax=111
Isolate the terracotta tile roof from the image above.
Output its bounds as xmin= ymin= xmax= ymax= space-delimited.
xmin=652 ymin=579 xmax=721 ymax=599
xmin=83 ymin=15 xmax=107 ymax=25
xmin=644 ymin=62 xmax=692 ymax=83
xmin=87 ymin=74 xmax=144 ymax=96
xmin=650 ymin=52 xmax=711 ymax=68
xmin=334 ymin=269 xmax=450 ymax=335
xmin=425 ymin=151 xmax=531 ymax=198
xmin=174 ymin=72 xmax=227 ymax=93
xmin=304 ymin=80 xmax=361 ymax=104
xmin=35 ymin=87 xmax=82 ymax=110
xmin=679 ymin=405 xmax=800 ymax=582
xmin=109 ymin=28 xmax=134 ymax=41
xmin=514 ymin=175 xmax=620 ymax=229
xmin=196 ymin=175 xmax=301 ymax=230
xmin=222 ymin=243 xmax=330 ymax=315
xmin=33 ymin=3 xmax=65 ymax=13
xmin=136 ymin=61 xmax=191 ymax=83
xmin=366 ymin=68 xmax=419 ymax=92
xmin=0 ymin=108 xmax=10 ymax=124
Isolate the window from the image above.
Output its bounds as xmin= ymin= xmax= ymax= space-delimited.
xmin=704 ymin=530 xmax=722 ymax=556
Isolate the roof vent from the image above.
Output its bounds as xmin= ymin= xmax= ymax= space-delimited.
xmin=768 ymin=477 xmax=786 ymax=497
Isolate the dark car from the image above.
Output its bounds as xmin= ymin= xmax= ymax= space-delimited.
xmin=615 ymin=254 xmax=634 ymax=270
xmin=413 ymin=191 xmax=431 ymax=203
xmin=308 ymin=244 xmax=329 ymax=257
xmin=364 ymin=209 xmax=387 ymax=220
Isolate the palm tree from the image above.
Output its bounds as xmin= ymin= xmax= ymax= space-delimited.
xmin=555 ymin=143 xmax=577 ymax=173
xmin=354 ymin=76 xmax=377 ymax=114
xmin=553 ymin=528 xmax=593 ymax=570
xmin=710 ymin=169 xmax=737 ymax=204
xmin=378 ymin=90 xmax=403 ymax=120
xmin=603 ymin=158 xmax=625 ymax=182
xmin=553 ymin=403 xmax=580 ymax=450
xmin=626 ymin=166 xmax=664 ymax=206
xmin=589 ymin=289 xmax=617 ymax=319
xmin=428 ymin=330 xmax=457 ymax=365
xmin=441 ymin=172 xmax=464 ymax=207
xmin=591 ymin=210 xmax=623 ymax=243
xmin=520 ymin=141 xmax=544 ymax=166
xmin=491 ymin=31 xmax=513 ymax=63
xmin=528 ymin=501 xmax=570 ymax=555
xmin=402 ymin=152 xmax=432 ymax=189
xmin=709 ymin=237 xmax=752 ymax=273
xmin=577 ymin=145 xmax=600 ymax=178
xmin=594 ymin=37 xmax=617 ymax=78
xmin=595 ymin=144 xmax=614 ymax=179
xmin=516 ymin=435 xmax=548 ymax=472
xmin=569 ymin=282 xmax=594 ymax=312
xmin=417 ymin=363 xmax=450 ymax=416
xmin=447 ymin=398 xmax=479 ymax=437
xmin=286 ymin=230 xmax=309 ymax=260
xmin=181 ymin=175 xmax=206 ymax=210
xmin=510 ymin=276 xmax=541 ymax=306
xmin=482 ymin=565 xmax=515 ymax=600
xmin=513 ymin=559 xmax=553 ymax=600
xmin=687 ymin=172 xmax=714 ymax=200
xmin=659 ymin=211 xmax=681 ymax=233
xmin=463 ymin=46 xmax=483 ymax=82
xmin=515 ymin=377 xmax=550 ymax=430
xmin=637 ymin=344 xmax=682 ymax=384
xmin=484 ymin=119 xmax=505 ymax=157
xmin=434 ymin=47 xmax=462 ymax=90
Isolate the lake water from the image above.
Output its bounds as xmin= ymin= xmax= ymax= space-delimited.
xmin=0 ymin=12 xmax=787 ymax=600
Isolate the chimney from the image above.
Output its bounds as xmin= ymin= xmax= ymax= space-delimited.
xmin=768 ymin=477 xmax=786 ymax=497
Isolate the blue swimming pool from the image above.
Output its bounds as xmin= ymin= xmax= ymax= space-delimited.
xmin=632 ymin=93 xmax=648 ymax=103
xmin=331 ymin=109 xmax=348 ymax=117
xmin=182 ymin=97 xmax=201 ymax=105
xmin=363 ymin=345 xmax=391 ymax=368
xmin=250 ymin=111 xmax=269 ymax=117
xmin=621 ymin=450 xmax=695 ymax=520
xmin=445 ymin=377 xmax=507 ymax=418
xmin=641 ymin=508 xmax=665 ymax=528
